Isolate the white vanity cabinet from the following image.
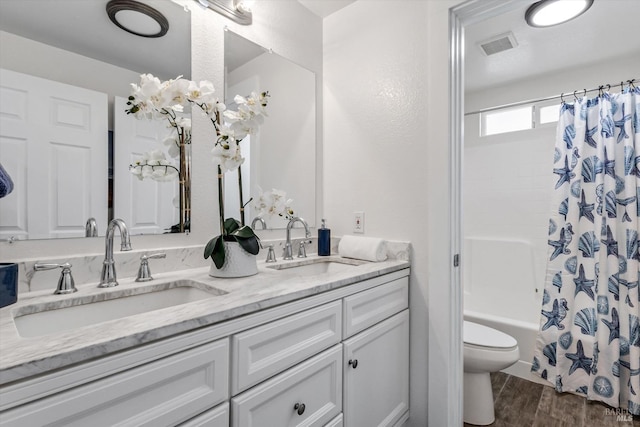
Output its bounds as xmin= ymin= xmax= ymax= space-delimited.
xmin=0 ymin=268 xmax=410 ymax=427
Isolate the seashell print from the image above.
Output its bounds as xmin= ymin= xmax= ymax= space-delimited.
xmin=543 ymin=289 xmax=550 ymax=305
xmin=593 ymin=376 xmax=614 ymax=398
xmin=576 ymin=386 xmax=588 ymax=395
xmin=543 ymin=342 xmax=558 ymax=367
xmin=619 ymin=255 xmax=628 ymax=274
xmin=559 ymin=198 xmax=569 ymax=219
xmin=630 ymin=315 xmax=640 ymax=347
xmin=600 ymin=114 xmax=615 ymax=138
xmin=531 ymin=356 xmax=540 ymax=372
xmin=571 ymin=147 xmax=580 ymax=169
xmin=556 ymin=375 xmax=563 ymax=391
xmin=554 ymin=147 xmax=562 ymax=163
xmin=581 ymin=156 xmax=603 ymax=182
xmin=549 ymin=219 xmax=557 ymax=235
xmin=613 ymin=360 xmax=620 ymax=377
xmin=620 ymin=336 xmax=630 ymax=356
xmin=563 ymin=124 xmax=576 ymax=149
xmin=605 ymin=190 xmax=617 ymax=218
xmin=571 ymin=180 xmax=581 ymax=198
xmin=574 ymin=308 xmax=598 ymax=336
xmin=615 ymin=175 xmax=626 ymax=194
xmin=578 ymin=231 xmax=600 ymax=258
xmin=559 ymin=332 xmax=573 ymax=350
xmin=608 ymin=275 xmax=620 ymax=301
xmin=597 ymin=296 xmax=609 ymax=315
xmin=628 ymin=402 xmax=640 ymax=416
xmin=624 ymin=146 xmax=638 ymax=176
xmin=552 ymin=272 xmax=563 ymax=292
xmin=565 ymin=256 xmax=578 ymax=274
xmin=626 ymin=229 xmax=639 ymax=261
xmin=541 ymin=369 xmax=548 ymax=380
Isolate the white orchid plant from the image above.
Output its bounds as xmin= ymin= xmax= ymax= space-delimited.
xmin=255 ymin=188 xmax=295 ymax=221
xmin=126 ymin=73 xmax=269 ymax=268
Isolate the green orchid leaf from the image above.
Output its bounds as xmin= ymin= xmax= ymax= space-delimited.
xmin=231 ymin=225 xmax=257 ymax=239
xmin=212 ymin=235 xmax=226 ymax=269
xmin=236 ymin=235 xmax=260 ymax=255
xmin=203 ymin=235 xmax=219 ymax=259
xmin=223 ymin=218 xmax=241 ymax=234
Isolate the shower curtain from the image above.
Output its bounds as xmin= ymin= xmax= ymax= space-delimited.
xmin=533 ymin=86 xmax=640 ymax=414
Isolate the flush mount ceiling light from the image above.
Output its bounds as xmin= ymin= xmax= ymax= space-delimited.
xmin=196 ymin=0 xmax=253 ymax=25
xmin=525 ymin=0 xmax=594 ymax=27
xmin=106 ymin=0 xmax=169 ymax=38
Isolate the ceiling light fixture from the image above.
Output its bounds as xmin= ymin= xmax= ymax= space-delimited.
xmin=525 ymin=0 xmax=594 ymax=28
xmin=196 ymin=0 xmax=253 ymax=25
xmin=106 ymin=0 xmax=169 ymax=38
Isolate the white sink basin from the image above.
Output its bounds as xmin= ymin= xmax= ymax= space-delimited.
xmin=13 ymin=281 xmax=225 ymax=338
xmin=266 ymin=258 xmax=364 ymax=276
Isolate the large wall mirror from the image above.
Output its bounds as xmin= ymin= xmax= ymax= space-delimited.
xmin=224 ymin=31 xmax=316 ymax=229
xmin=0 ymin=0 xmax=191 ymax=241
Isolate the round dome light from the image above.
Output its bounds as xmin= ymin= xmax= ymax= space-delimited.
xmin=106 ymin=0 xmax=169 ymax=38
xmin=525 ymin=0 xmax=594 ymax=28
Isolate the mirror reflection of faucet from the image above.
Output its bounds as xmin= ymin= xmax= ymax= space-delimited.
xmin=99 ymin=219 xmax=132 ymax=288
xmin=85 ymin=218 xmax=98 ymax=237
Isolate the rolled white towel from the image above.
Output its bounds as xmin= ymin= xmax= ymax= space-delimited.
xmin=338 ymin=235 xmax=387 ymax=262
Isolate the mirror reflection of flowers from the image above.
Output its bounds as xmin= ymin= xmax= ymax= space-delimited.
xmin=126 ymin=73 xmax=269 ymax=269
xmin=256 ymin=188 xmax=295 ymax=220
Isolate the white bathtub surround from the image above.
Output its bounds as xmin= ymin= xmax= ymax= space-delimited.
xmin=463 ymin=238 xmax=544 ymax=383
xmin=338 ymin=235 xmax=388 ymax=262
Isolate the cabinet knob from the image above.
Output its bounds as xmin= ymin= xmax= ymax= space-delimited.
xmin=293 ymin=402 xmax=306 ymax=416
xmin=349 ymin=359 xmax=358 ymax=369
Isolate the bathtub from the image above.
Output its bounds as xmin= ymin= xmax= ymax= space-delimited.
xmin=463 ymin=237 xmax=547 ymax=384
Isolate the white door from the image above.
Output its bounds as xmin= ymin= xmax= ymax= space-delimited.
xmin=343 ymin=310 xmax=410 ymax=427
xmin=0 ymin=68 xmax=107 ymax=240
xmin=113 ymin=96 xmax=178 ymax=235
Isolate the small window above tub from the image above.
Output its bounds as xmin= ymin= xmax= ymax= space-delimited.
xmin=480 ymin=105 xmax=533 ymax=136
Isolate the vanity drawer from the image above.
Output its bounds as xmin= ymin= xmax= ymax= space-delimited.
xmin=231 ymin=344 xmax=342 ymax=427
xmin=0 ymin=338 xmax=229 ymax=427
xmin=343 ymin=276 xmax=408 ymax=338
xmin=325 ymin=413 xmax=344 ymax=427
xmin=231 ymin=300 xmax=342 ymax=395
xmin=180 ymin=402 xmax=229 ymax=427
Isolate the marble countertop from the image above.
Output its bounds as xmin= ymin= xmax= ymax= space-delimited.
xmin=0 ymin=255 xmax=409 ymax=385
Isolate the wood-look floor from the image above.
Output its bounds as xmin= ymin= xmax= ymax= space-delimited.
xmin=464 ymin=372 xmax=640 ymax=427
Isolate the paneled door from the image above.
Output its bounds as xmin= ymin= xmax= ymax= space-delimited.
xmin=0 ymin=68 xmax=108 ymax=240
xmin=113 ymin=96 xmax=178 ymax=235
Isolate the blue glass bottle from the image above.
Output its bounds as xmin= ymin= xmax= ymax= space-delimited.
xmin=318 ymin=219 xmax=331 ymax=256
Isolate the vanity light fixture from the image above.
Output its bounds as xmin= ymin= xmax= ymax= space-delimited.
xmin=106 ymin=0 xmax=169 ymax=38
xmin=525 ymin=0 xmax=594 ymax=27
xmin=196 ymin=0 xmax=253 ymax=25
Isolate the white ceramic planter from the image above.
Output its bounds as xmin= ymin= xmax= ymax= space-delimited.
xmin=208 ymin=241 xmax=258 ymax=278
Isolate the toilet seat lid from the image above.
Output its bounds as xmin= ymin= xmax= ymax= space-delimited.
xmin=463 ymin=321 xmax=517 ymax=349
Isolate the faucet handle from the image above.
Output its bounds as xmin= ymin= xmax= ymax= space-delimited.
xmin=34 ymin=262 xmax=77 ymax=295
xmin=136 ymin=253 xmax=167 ymax=282
xmin=265 ymin=245 xmax=277 ymax=263
xmin=297 ymin=240 xmax=311 ymax=258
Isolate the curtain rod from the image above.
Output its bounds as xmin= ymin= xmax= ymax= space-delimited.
xmin=464 ymin=78 xmax=638 ymax=116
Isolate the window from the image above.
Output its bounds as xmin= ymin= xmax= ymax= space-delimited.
xmin=481 ymin=106 xmax=533 ymax=136
xmin=538 ymin=104 xmax=560 ymax=125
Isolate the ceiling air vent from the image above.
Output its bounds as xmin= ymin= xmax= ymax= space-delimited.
xmin=478 ymin=32 xmax=518 ymax=56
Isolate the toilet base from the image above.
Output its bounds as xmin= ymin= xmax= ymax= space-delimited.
xmin=463 ymin=372 xmax=495 ymax=426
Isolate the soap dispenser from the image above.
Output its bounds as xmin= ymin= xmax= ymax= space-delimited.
xmin=318 ymin=219 xmax=331 ymax=256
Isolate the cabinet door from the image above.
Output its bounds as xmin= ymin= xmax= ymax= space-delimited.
xmin=231 ymin=344 xmax=342 ymax=427
xmin=343 ymin=310 xmax=409 ymax=427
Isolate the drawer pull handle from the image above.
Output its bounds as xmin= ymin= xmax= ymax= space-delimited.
xmin=294 ymin=402 xmax=306 ymax=415
xmin=349 ymin=359 xmax=358 ymax=369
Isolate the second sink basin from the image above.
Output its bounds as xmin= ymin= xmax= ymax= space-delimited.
xmin=13 ymin=280 xmax=226 ymax=338
xmin=266 ymin=257 xmax=365 ymax=276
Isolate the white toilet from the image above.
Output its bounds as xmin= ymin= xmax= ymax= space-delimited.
xmin=463 ymin=321 xmax=520 ymax=426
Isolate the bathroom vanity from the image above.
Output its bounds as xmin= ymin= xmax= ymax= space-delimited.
xmin=0 ymin=256 xmax=410 ymax=427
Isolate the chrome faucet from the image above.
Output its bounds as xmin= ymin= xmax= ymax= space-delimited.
xmin=99 ymin=218 xmax=132 ymax=288
xmin=85 ymin=217 xmax=98 ymax=237
xmin=251 ymin=216 xmax=268 ymax=230
xmin=283 ymin=217 xmax=311 ymax=260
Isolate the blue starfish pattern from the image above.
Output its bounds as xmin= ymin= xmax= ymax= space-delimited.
xmin=553 ymin=156 xmax=575 ymax=189
xmin=601 ymin=308 xmax=620 ymax=344
xmin=614 ymin=103 xmax=631 ymax=143
xmin=602 ymin=147 xmax=616 ymax=179
xmin=578 ymin=190 xmax=595 ymax=223
xmin=584 ymin=125 xmax=598 ymax=148
xmin=600 ymin=225 xmax=619 ymax=257
xmin=566 ymin=340 xmax=593 ymax=375
xmin=541 ymin=298 xmax=568 ymax=331
xmin=573 ymin=264 xmax=595 ymax=300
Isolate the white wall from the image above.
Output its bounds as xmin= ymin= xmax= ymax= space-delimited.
xmin=324 ymin=1 xmax=459 ymax=425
